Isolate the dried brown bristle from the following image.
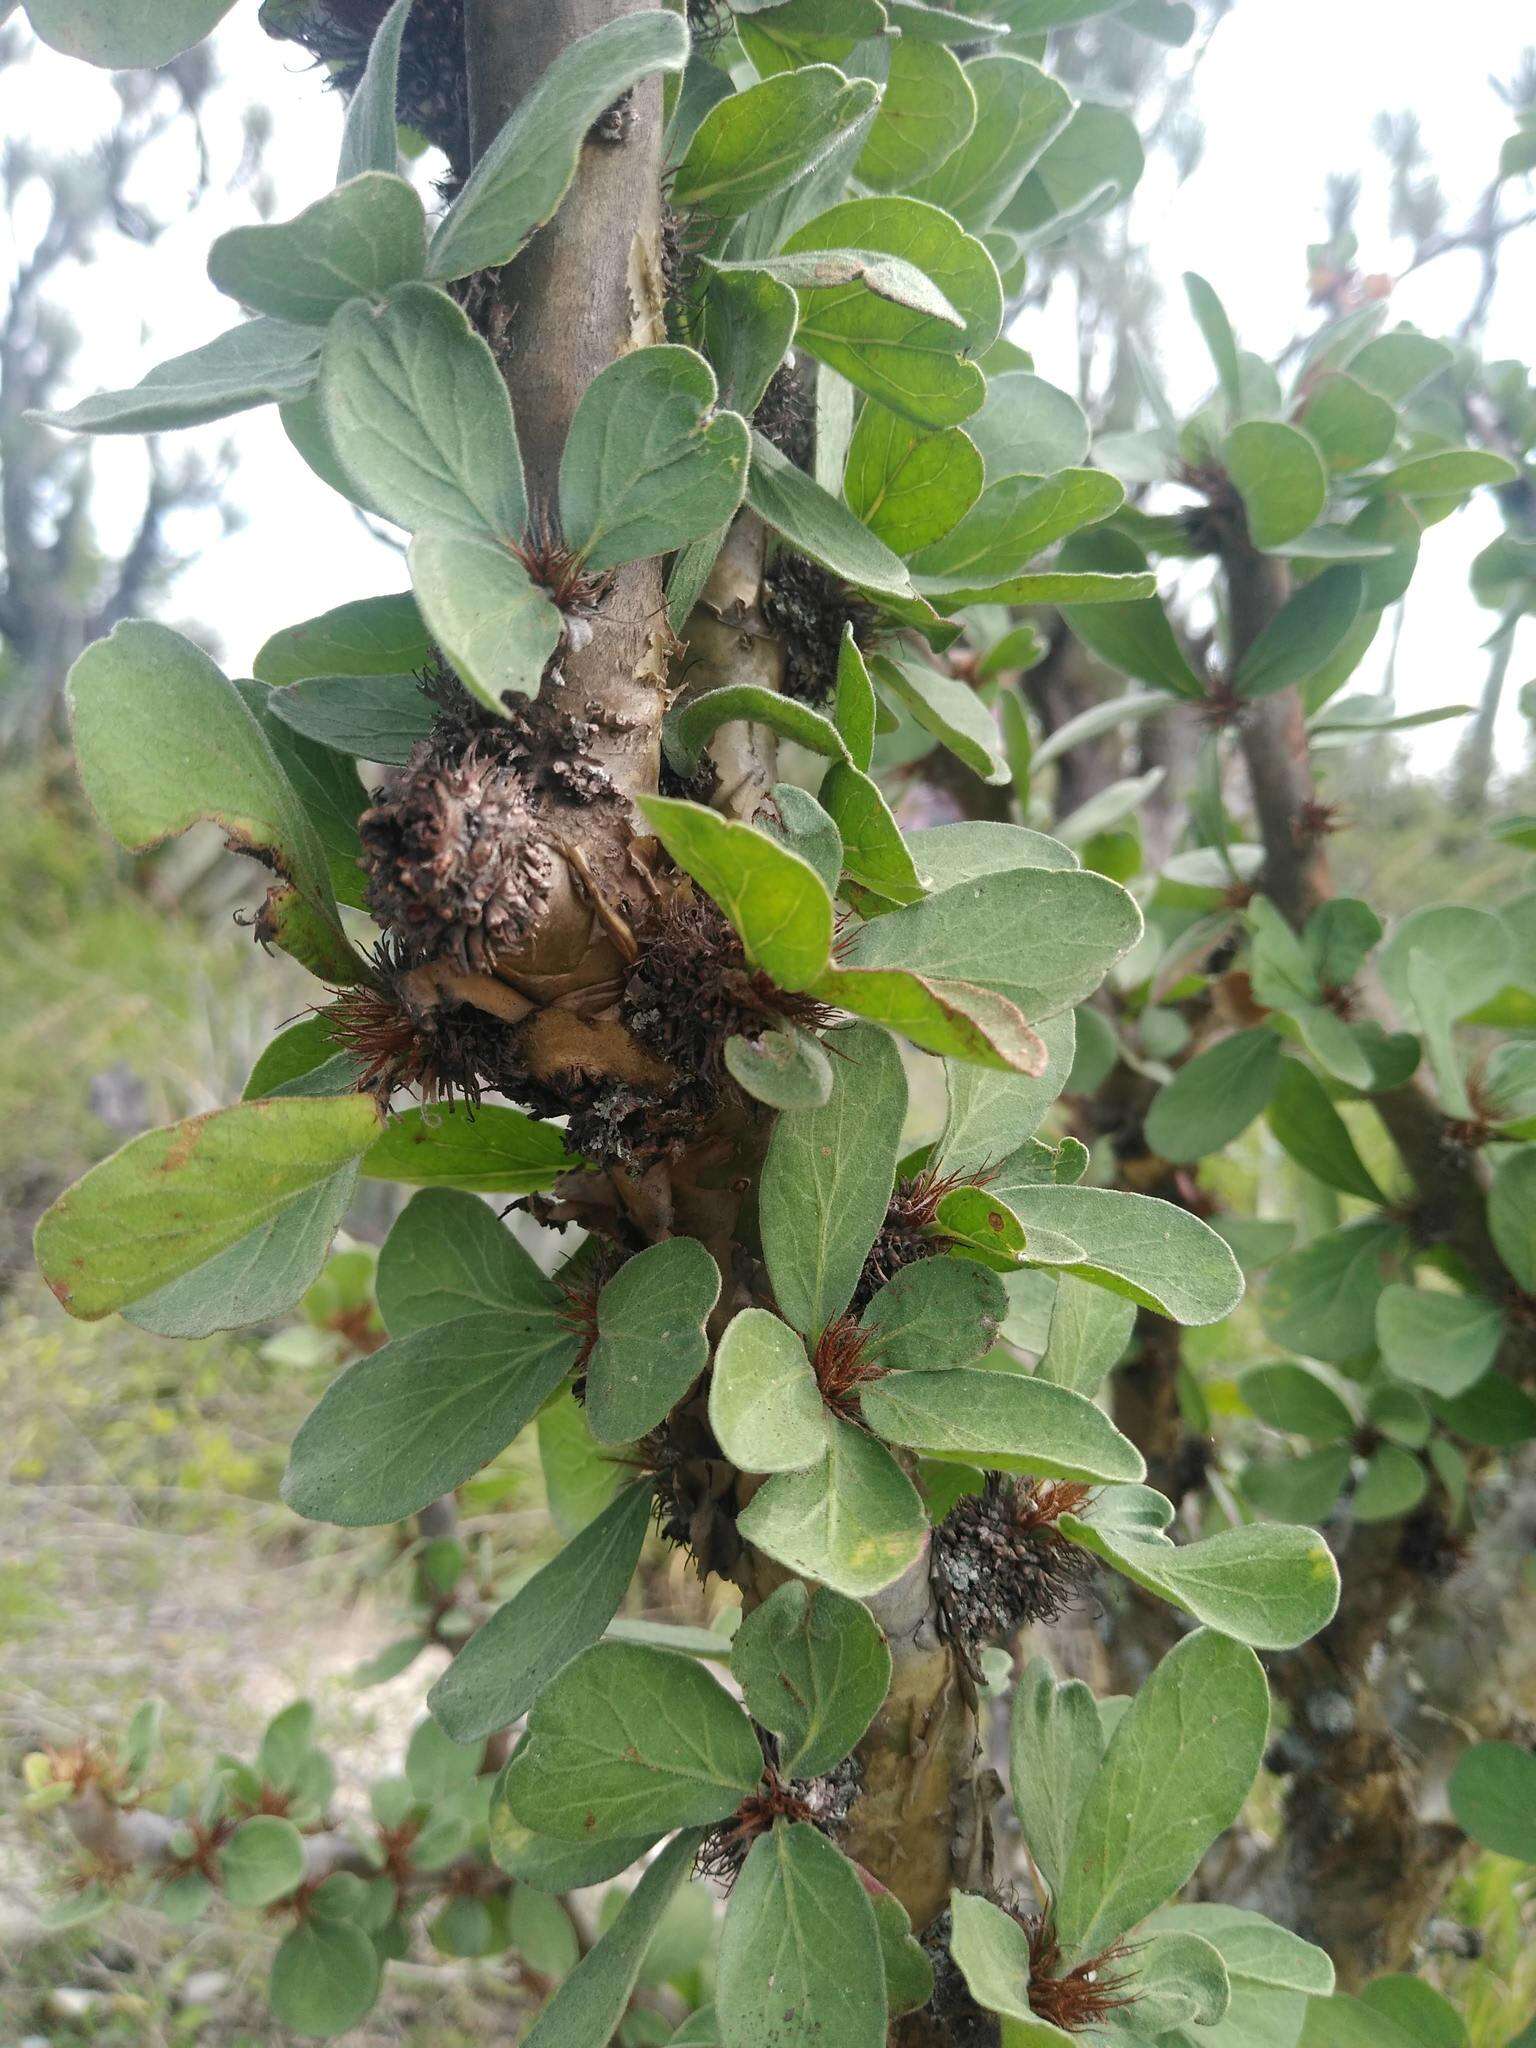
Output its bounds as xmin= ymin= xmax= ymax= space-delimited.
xmin=853 ymin=1161 xmax=990 ymax=1312
xmin=622 ymin=889 xmax=835 ymax=1091
xmin=810 ymin=1315 xmax=888 ymax=1423
xmin=626 ymin=1410 xmax=741 ymax=1582
xmin=511 ymin=508 xmax=616 ymax=622
xmin=264 ymin=0 xmax=470 ymax=176
xmin=760 ymin=549 xmax=879 ymax=705
xmin=323 ymin=943 xmax=518 ymax=1106
xmin=753 ymin=361 xmax=814 ymax=470
xmin=1020 ymin=1913 xmax=1137 ymax=2032
xmin=930 ymin=1476 xmax=1096 ymax=1670
xmin=695 ymin=1773 xmax=816 ymax=1888
xmin=359 ymin=740 xmax=553 ymax=973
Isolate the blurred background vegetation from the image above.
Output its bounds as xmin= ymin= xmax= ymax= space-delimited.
xmin=2 ymin=1 xmax=1534 ymax=2040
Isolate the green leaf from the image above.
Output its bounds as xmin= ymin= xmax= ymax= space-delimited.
xmin=763 ymin=236 xmax=984 ymax=430
xmin=283 ymin=1308 xmax=580 ymax=1525
xmin=1358 ymin=1977 xmax=1468 ymax=2048
xmin=501 ymin=1642 xmax=762 ymax=1839
xmin=862 ymin=1368 xmax=1145 ymax=1482
xmin=1149 ymin=1901 xmax=1334 ymax=1998
xmin=586 ymin=1238 xmax=721 ymax=1445
xmin=760 ymin=1022 xmax=907 ymax=1339
xmin=1448 ymin=1740 xmax=1536 ymax=1860
xmin=489 ymin=1808 xmax=658 ymax=1891
xmin=269 ymin=1917 xmax=381 ymax=2038
xmin=731 ymin=1580 xmax=891 ymax=1778
xmin=1145 ymin=1028 xmax=1282 ymax=1163
xmin=256 ymin=592 xmax=428 ymax=686
xmin=217 ymin=1815 xmax=307 ymax=1908
xmin=1009 ymin=1657 xmax=1103 ymax=1896
xmin=1260 ymin=1220 xmax=1402 ymax=1364
xmin=767 ymin=783 xmax=843 ymax=894
xmin=809 ymin=963 xmax=1048 ymax=1073
xmin=1183 ymin=271 xmax=1242 ymax=415
xmin=560 ymin=346 xmax=750 ymax=571
xmin=266 ymin=670 xmax=433 ymax=768
xmin=790 ymin=196 xmax=1003 ymax=359
xmin=377 ymin=1190 xmax=560 ymax=1338
xmin=123 ymin=1164 xmax=360 ymax=1342
xmin=320 ymin=282 xmax=526 ymax=538
xmin=844 ymin=406 xmax=984 ymax=555
xmin=407 ymin=529 xmax=564 ymax=712
xmin=67 ymin=620 xmax=343 ymax=940
xmin=427 ymin=9 xmax=690 ymax=279
xmin=663 ymin=684 xmax=849 ymax=779
xmin=539 ymin=1389 xmax=622 ymax=1539
xmin=337 ymin=0 xmax=411 ymax=179
xmin=674 ymin=65 xmax=880 ymax=217
xmin=987 ymin=1181 xmax=1243 ymax=1325
xmin=747 ymin=432 xmax=918 ymax=599
xmin=428 ymin=1482 xmax=654 ymax=1743
xmin=1378 ymin=904 xmax=1511 ymax=1024
xmin=1372 ymin=448 xmax=1516 ymax=498
xmin=907 ymin=827 xmax=1077 ymax=890
xmin=1489 ymin=1146 xmax=1536 ymax=1291
xmin=702 ymin=265 xmax=800 ymax=415
xmin=822 ymin=761 xmax=926 ymax=903
xmin=858 ymin=35 xmax=977 ymax=188
xmin=1120 ymin=1930 xmax=1232 ymax=2033
xmin=640 ymin=795 xmax=834 ymax=992
xmin=1266 ymin=1059 xmax=1388 ymax=1203
xmin=708 ymin=1309 xmax=831 ymax=1474
xmin=362 ymin=1103 xmax=574 ymax=1194
xmin=947 ymin=1893 xmax=1056 ymax=2033
xmin=738 ymin=1418 xmax=927 ymax=1598
xmin=1053 ymin=1630 xmax=1269 ymax=1959
xmin=1345 ymin=330 xmax=1453 ymax=403
xmin=1007 ymin=99 xmax=1145 ymax=240
xmin=736 ymin=0 xmax=888 ymax=73
xmin=1375 ymin=1285 xmax=1503 ymax=1400
xmin=35 ymin=316 xmax=320 ymax=434
xmin=849 ymin=863 xmax=1143 ymax=1024
xmin=1222 ymin=421 xmax=1328 ymax=551
xmin=1037 ymin=1274 xmax=1136 ymax=1397
xmin=1296 ymin=373 xmax=1398 ymax=473
xmin=1235 ymin=566 xmax=1366 ymax=699
xmin=968 ymin=371 xmax=1090 ymax=483
xmin=1238 ymin=1361 xmax=1354 ymax=1442
xmin=36 ymin=1095 xmax=379 ymax=1322
xmin=1353 ymin=1443 xmax=1427 ymax=1523
xmin=209 ymin=173 xmax=425 ymax=326
xmin=939 ymin=1010 xmax=1077 ymax=1179
xmin=871 ymin=651 xmax=1007 ymax=782
xmin=911 ymin=54 xmax=1072 ymax=227
xmin=1055 ymin=557 xmax=1201 ymax=707
xmin=1058 ymin=1511 xmax=1340 ymax=1651
xmin=725 ymin=1026 xmax=835 ymax=1111
xmin=28 ymin=0 xmax=235 ymax=67
xmin=718 ymin=1823 xmax=886 ymax=2048
xmin=519 ymin=1832 xmax=705 ymax=2048
xmin=870 ymin=1887 xmax=936 ymax=2017
xmin=909 ymin=470 xmax=1125 ymax=601
xmin=860 ymin=1256 xmax=1008 ymax=1372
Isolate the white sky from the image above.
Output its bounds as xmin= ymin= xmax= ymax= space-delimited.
xmin=7 ymin=0 xmax=1535 ymax=768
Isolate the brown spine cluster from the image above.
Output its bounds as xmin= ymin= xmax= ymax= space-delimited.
xmin=852 ymin=1161 xmax=985 ymax=1313
xmin=760 ymin=549 xmax=878 ymax=704
xmin=929 ymin=1476 xmax=1096 ymax=1670
xmin=359 ymin=738 xmax=554 ymax=974
xmin=262 ymin=0 xmax=470 ymax=176
xmin=1018 ymin=1913 xmax=1137 ymax=2032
